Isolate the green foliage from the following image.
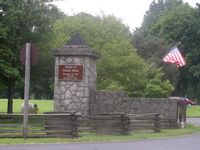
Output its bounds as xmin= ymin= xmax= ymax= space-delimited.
xmin=132 ymin=30 xmax=170 ymax=60
xmin=142 ymin=0 xmax=183 ymax=32
xmin=49 ymin=13 xmax=174 ymax=97
xmin=0 ymin=0 xmax=63 ymax=85
xmin=145 ymin=77 xmax=174 ymax=97
xmin=133 ymin=1 xmax=200 ymax=100
xmin=149 ymin=4 xmax=200 ymax=99
xmin=0 ymin=1 xmax=175 ymax=99
xmin=151 ymin=4 xmax=194 ymax=42
xmin=0 ymin=0 xmax=64 ymax=112
xmin=132 ymin=1 xmax=186 ymax=93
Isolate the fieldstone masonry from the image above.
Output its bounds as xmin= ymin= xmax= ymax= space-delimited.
xmin=92 ymin=90 xmax=177 ymax=119
xmin=53 ymin=33 xmax=178 ymax=125
xmin=53 ymin=33 xmax=100 ymax=115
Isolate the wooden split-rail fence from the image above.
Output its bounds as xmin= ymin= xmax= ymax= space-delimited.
xmin=0 ymin=113 xmax=162 ymax=138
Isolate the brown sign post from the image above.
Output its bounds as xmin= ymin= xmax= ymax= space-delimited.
xmin=20 ymin=43 xmax=38 ymax=138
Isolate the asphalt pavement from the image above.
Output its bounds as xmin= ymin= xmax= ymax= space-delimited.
xmin=0 ymin=133 xmax=200 ymax=150
xmin=187 ymin=117 xmax=200 ymax=126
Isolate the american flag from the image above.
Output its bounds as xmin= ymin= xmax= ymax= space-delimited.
xmin=162 ymin=47 xmax=186 ymax=67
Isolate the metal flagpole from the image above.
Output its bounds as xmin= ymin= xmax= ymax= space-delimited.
xmin=142 ymin=42 xmax=182 ymax=76
xmin=162 ymin=42 xmax=181 ymax=59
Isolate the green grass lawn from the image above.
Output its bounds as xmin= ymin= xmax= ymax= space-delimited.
xmin=187 ymin=105 xmax=200 ymax=117
xmin=0 ymin=124 xmax=199 ymax=144
xmin=0 ymin=99 xmax=53 ymax=113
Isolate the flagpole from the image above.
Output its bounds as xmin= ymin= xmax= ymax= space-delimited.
xmin=162 ymin=42 xmax=181 ymax=59
xmin=142 ymin=41 xmax=182 ymax=76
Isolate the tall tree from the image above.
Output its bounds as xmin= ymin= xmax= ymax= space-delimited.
xmin=133 ymin=0 xmax=184 ymax=69
xmin=148 ymin=3 xmax=200 ymax=99
xmin=132 ymin=0 xmax=191 ymax=98
xmin=49 ymin=13 xmax=174 ymax=97
xmin=0 ymin=0 xmax=63 ymax=113
xmin=142 ymin=0 xmax=183 ymax=32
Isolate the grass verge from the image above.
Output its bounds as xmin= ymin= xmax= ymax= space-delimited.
xmin=0 ymin=99 xmax=53 ymax=113
xmin=0 ymin=124 xmax=199 ymax=144
xmin=187 ymin=105 xmax=200 ymax=117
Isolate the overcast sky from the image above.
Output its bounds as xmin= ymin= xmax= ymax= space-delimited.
xmin=54 ymin=0 xmax=199 ymax=31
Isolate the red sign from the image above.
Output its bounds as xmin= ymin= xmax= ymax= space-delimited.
xmin=58 ymin=65 xmax=83 ymax=81
xmin=20 ymin=43 xmax=38 ymax=66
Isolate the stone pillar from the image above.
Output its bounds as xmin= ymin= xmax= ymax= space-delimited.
xmin=53 ymin=33 xmax=100 ymax=115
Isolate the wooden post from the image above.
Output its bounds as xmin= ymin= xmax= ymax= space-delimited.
xmin=71 ymin=113 xmax=78 ymax=138
xmin=181 ymin=106 xmax=187 ymax=128
xmin=121 ymin=114 xmax=130 ymax=135
xmin=23 ymin=43 xmax=31 ymax=138
xmin=154 ymin=114 xmax=161 ymax=132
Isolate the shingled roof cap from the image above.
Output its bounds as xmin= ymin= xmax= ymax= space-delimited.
xmin=65 ymin=32 xmax=88 ymax=48
xmin=53 ymin=32 xmax=100 ymax=59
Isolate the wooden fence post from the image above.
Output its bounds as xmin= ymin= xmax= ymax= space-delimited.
xmin=71 ymin=113 xmax=78 ymax=138
xmin=121 ymin=114 xmax=130 ymax=135
xmin=154 ymin=114 xmax=161 ymax=132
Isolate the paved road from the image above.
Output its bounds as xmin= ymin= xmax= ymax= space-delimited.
xmin=187 ymin=117 xmax=200 ymax=126
xmin=0 ymin=134 xmax=200 ymax=150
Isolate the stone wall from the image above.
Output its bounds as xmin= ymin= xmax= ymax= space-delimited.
xmin=91 ymin=90 xmax=177 ymax=119
xmin=54 ymin=56 xmax=97 ymax=115
xmin=53 ymin=33 xmax=177 ymax=121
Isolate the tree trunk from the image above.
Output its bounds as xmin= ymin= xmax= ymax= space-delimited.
xmin=7 ymin=82 xmax=13 ymax=114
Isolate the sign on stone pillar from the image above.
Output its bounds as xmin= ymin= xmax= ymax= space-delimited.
xmin=58 ymin=65 xmax=83 ymax=81
xmin=53 ymin=33 xmax=100 ymax=115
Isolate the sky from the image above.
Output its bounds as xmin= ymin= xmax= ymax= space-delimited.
xmin=54 ymin=0 xmax=199 ymax=31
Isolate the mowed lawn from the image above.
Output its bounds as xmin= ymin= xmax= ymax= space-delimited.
xmin=0 ymin=99 xmax=53 ymax=113
xmin=187 ymin=105 xmax=200 ymax=117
